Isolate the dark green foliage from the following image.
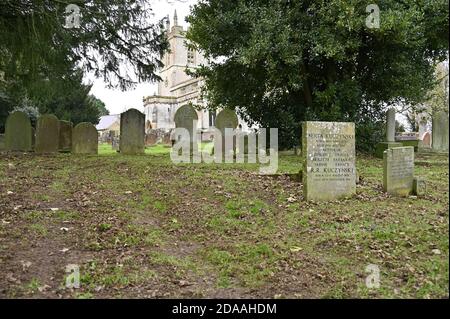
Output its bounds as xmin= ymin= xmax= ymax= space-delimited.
xmin=187 ymin=0 xmax=449 ymax=151
xmin=0 ymin=0 xmax=169 ymax=131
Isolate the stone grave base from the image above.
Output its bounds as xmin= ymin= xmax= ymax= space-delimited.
xmin=375 ymin=142 xmax=403 ymax=158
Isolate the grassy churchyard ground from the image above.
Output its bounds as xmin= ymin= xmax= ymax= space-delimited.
xmin=0 ymin=144 xmax=448 ymax=299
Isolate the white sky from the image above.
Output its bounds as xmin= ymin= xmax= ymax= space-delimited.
xmin=84 ymin=0 xmax=198 ymax=115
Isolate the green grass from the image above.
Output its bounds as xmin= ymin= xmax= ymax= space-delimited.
xmin=0 ymin=148 xmax=447 ymax=299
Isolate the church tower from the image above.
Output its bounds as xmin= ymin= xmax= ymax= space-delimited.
xmin=143 ymin=10 xmax=210 ymax=131
xmin=157 ymin=10 xmax=206 ymax=97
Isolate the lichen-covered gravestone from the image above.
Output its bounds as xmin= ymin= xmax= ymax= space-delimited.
xmin=35 ymin=114 xmax=60 ymax=154
xmin=432 ymin=111 xmax=449 ymax=152
xmin=302 ymin=121 xmax=356 ymax=201
xmin=5 ymin=111 xmax=33 ymax=152
xmin=73 ymin=122 xmax=98 ymax=155
xmin=174 ymin=105 xmax=199 ymax=152
xmin=59 ymin=120 xmax=73 ymax=153
xmin=383 ymin=147 xmax=414 ymax=196
xmin=215 ymin=109 xmax=239 ymax=157
xmin=120 ymin=109 xmax=145 ymax=155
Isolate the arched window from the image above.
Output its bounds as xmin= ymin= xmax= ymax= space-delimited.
xmin=187 ymin=48 xmax=195 ymax=65
xmin=209 ymin=111 xmax=216 ymax=127
xmin=152 ymin=108 xmax=158 ymax=123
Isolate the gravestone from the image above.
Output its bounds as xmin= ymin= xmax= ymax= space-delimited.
xmin=432 ymin=111 xmax=449 ymax=152
xmin=35 ymin=114 xmax=60 ymax=154
xmin=375 ymin=108 xmax=402 ymax=158
xmin=73 ymin=122 xmax=98 ymax=155
xmin=120 ymin=109 xmax=145 ymax=155
xmin=413 ymin=177 xmax=426 ymax=196
xmin=162 ymin=131 xmax=172 ymax=145
xmin=59 ymin=120 xmax=73 ymax=153
xmin=215 ymin=109 xmax=239 ymax=157
xmin=302 ymin=121 xmax=356 ymax=201
xmin=383 ymin=147 xmax=414 ymax=196
xmin=174 ymin=105 xmax=198 ymax=152
xmin=145 ymin=130 xmax=159 ymax=146
xmin=112 ymin=136 xmax=120 ymax=151
xmin=5 ymin=111 xmax=33 ymax=152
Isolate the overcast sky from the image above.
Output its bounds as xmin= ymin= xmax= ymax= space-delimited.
xmin=84 ymin=0 xmax=198 ymax=115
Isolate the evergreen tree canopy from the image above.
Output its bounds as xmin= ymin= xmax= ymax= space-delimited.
xmin=187 ymin=0 xmax=449 ymax=149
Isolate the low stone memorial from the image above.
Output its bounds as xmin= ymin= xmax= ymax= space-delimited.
xmin=383 ymin=146 xmax=414 ymax=196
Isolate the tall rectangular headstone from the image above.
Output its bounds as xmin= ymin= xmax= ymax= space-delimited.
xmin=120 ymin=109 xmax=145 ymax=155
xmin=5 ymin=111 xmax=33 ymax=152
xmin=73 ymin=122 xmax=98 ymax=155
xmin=375 ymin=108 xmax=402 ymax=158
xmin=302 ymin=121 xmax=356 ymax=201
xmin=432 ymin=111 xmax=449 ymax=152
xmin=35 ymin=114 xmax=60 ymax=154
xmin=383 ymin=147 xmax=414 ymax=196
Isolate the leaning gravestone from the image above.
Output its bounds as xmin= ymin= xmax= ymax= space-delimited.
xmin=35 ymin=114 xmax=60 ymax=154
xmin=174 ymin=105 xmax=198 ymax=152
xmin=59 ymin=120 xmax=73 ymax=153
xmin=383 ymin=147 xmax=414 ymax=196
xmin=215 ymin=109 xmax=239 ymax=157
xmin=302 ymin=121 xmax=356 ymax=201
xmin=120 ymin=109 xmax=145 ymax=155
xmin=432 ymin=111 xmax=449 ymax=152
xmin=73 ymin=122 xmax=98 ymax=155
xmin=5 ymin=111 xmax=33 ymax=152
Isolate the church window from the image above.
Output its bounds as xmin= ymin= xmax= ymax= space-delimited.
xmin=152 ymin=108 xmax=158 ymax=123
xmin=209 ymin=111 xmax=216 ymax=127
xmin=187 ymin=47 xmax=195 ymax=65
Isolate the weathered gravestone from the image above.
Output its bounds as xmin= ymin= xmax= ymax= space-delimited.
xmin=73 ymin=122 xmax=98 ymax=155
xmin=413 ymin=177 xmax=426 ymax=196
xmin=375 ymin=108 xmax=402 ymax=158
xmin=112 ymin=136 xmax=120 ymax=151
xmin=383 ymin=147 xmax=414 ymax=196
xmin=145 ymin=130 xmax=159 ymax=146
xmin=35 ymin=114 xmax=60 ymax=154
xmin=5 ymin=111 xmax=33 ymax=152
xmin=120 ymin=109 xmax=145 ymax=155
xmin=432 ymin=111 xmax=449 ymax=152
xmin=174 ymin=105 xmax=199 ymax=153
xmin=302 ymin=121 xmax=356 ymax=201
xmin=59 ymin=120 xmax=73 ymax=153
xmin=215 ymin=109 xmax=239 ymax=157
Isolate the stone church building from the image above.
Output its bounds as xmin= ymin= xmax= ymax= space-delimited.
xmin=143 ymin=11 xmax=250 ymax=135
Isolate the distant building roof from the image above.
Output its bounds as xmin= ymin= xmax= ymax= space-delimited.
xmin=96 ymin=114 xmax=120 ymax=131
